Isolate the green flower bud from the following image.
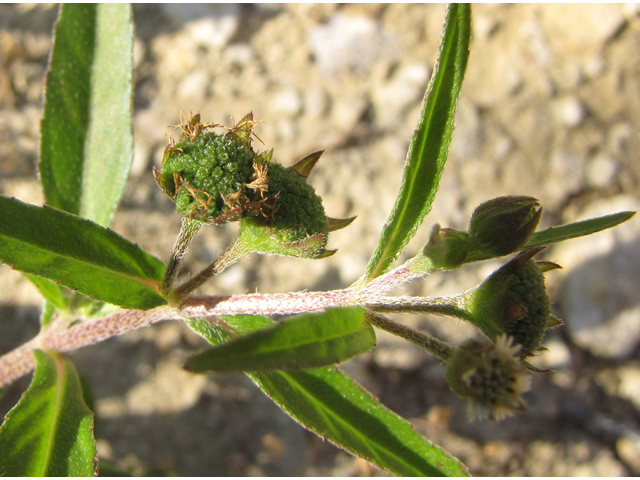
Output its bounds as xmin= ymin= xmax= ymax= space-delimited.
xmin=445 ymin=335 xmax=532 ymax=421
xmin=464 ymin=247 xmax=555 ymax=353
xmin=237 ymin=162 xmax=332 ymax=258
xmin=155 ymin=112 xmax=353 ymax=261
xmin=422 ymin=224 xmax=472 ymax=269
xmin=154 ymin=118 xmax=256 ymax=224
xmin=469 ymin=196 xmax=542 ymax=257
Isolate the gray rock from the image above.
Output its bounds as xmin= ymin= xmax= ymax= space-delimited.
xmin=330 ymin=94 xmax=368 ymax=132
xmin=617 ymin=364 xmax=640 ymax=410
xmin=544 ymin=149 xmax=585 ymax=206
xmin=308 ymin=13 xmax=401 ymax=77
xmin=551 ymin=96 xmax=587 ymax=127
xmin=372 ymin=62 xmax=430 ymax=129
xmin=303 ymin=87 xmax=329 ymax=119
xmin=586 ymin=154 xmax=618 ymax=189
xmin=160 ymin=4 xmax=240 ymax=49
xmin=554 ymin=196 xmax=640 ymax=358
xmin=269 ymin=86 xmax=302 ymax=118
xmin=539 ymin=5 xmax=626 ymax=56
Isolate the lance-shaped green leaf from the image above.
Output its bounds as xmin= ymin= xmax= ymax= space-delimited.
xmin=0 ymin=350 xmax=97 ymax=476
xmin=407 ymin=211 xmax=636 ymax=278
xmin=363 ymin=4 xmax=471 ymax=281
xmin=249 ymin=368 xmax=468 ymax=477
xmin=39 ymin=4 xmax=134 ymax=228
xmin=464 ymin=211 xmax=636 ymax=263
xmin=0 ymin=196 xmax=166 ymax=309
xmin=186 ymin=315 xmax=468 ymax=477
xmin=185 ymin=307 xmax=373 ymax=372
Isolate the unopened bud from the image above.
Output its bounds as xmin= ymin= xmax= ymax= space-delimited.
xmin=464 ymin=247 xmax=554 ymax=353
xmin=469 ymin=196 xmax=542 ymax=257
xmin=422 ymin=225 xmax=472 ymax=269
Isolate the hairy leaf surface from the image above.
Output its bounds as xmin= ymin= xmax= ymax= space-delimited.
xmin=364 ymin=4 xmax=471 ymax=281
xmin=0 ymin=196 xmax=166 ymax=309
xmin=40 ymin=4 xmax=133 ymax=227
xmin=0 ymin=350 xmax=96 ymax=476
xmin=185 ymin=307 xmax=374 ymax=372
xmin=187 ymin=310 xmax=468 ymax=477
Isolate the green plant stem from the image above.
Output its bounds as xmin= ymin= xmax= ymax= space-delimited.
xmin=365 ymin=312 xmax=453 ymax=361
xmin=0 ymin=306 xmax=174 ymax=388
xmin=0 ymin=266 xmax=472 ymax=387
xmin=368 ymin=294 xmax=473 ymax=322
xmin=162 ymin=217 xmax=202 ymax=292
xmin=169 ymin=240 xmax=247 ymax=302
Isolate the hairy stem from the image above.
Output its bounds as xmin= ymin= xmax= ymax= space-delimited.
xmin=0 ymin=262 xmax=470 ymax=388
xmin=170 ymin=241 xmax=247 ymax=301
xmin=365 ymin=312 xmax=453 ymax=361
xmin=368 ymin=294 xmax=473 ymax=322
xmin=162 ymin=217 xmax=202 ymax=292
xmin=180 ymin=289 xmax=357 ymax=317
xmin=0 ymin=289 xmax=358 ymax=387
xmin=0 ymin=306 xmax=175 ymax=388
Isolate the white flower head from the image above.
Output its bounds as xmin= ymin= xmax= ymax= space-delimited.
xmin=446 ymin=334 xmax=532 ymax=421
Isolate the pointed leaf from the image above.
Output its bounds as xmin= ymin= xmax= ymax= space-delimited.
xmin=363 ymin=4 xmax=471 ymax=281
xmin=524 ymin=211 xmax=636 ymax=250
xmin=186 ymin=314 xmax=468 ymax=477
xmin=0 ymin=196 xmax=166 ymax=309
xmin=249 ymin=368 xmax=468 ymax=476
xmin=465 ymin=211 xmax=636 ymax=263
xmin=0 ymin=350 xmax=97 ymax=476
xmin=40 ymin=4 xmax=134 ymax=227
xmin=185 ymin=307 xmax=374 ymax=372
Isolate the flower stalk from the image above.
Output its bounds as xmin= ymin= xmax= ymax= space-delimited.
xmin=162 ymin=217 xmax=203 ymax=292
xmin=167 ymin=240 xmax=247 ymax=303
xmin=365 ymin=312 xmax=453 ymax=362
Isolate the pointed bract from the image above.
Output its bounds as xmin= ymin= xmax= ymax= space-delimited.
xmin=536 ymin=260 xmax=562 ymax=273
xmin=290 ymin=150 xmax=323 ymax=179
xmin=327 ymin=216 xmax=357 ymax=232
xmin=545 ymin=315 xmax=563 ymax=329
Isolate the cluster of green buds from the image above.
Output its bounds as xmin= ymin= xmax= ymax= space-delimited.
xmin=444 ymin=246 xmax=563 ymax=418
xmin=418 ymin=196 xmax=559 ymax=355
xmin=435 ymin=245 xmax=563 ymax=419
xmin=422 ymin=196 xmax=542 ymax=269
xmin=370 ymin=197 xmax=563 ymax=420
xmin=156 ymin=115 xmax=563 ymax=421
xmin=154 ymin=111 xmax=354 ymax=262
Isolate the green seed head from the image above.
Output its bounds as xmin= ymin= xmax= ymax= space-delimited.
xmin=466 ymin=247 xmax=556 ymax=353
xmin=155 ymin=112 xmax=353 ymax=258
xmin=238 ymin=162 xmax=331 ymax=259
xmin=264 ymin=162 xmax=328 ymax=243
xmin=156 ymin=132 xmax=255 ymax=224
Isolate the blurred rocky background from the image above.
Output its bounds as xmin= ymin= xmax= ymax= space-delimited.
xmin=1 ymin=4 xmax=640 ymax=476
